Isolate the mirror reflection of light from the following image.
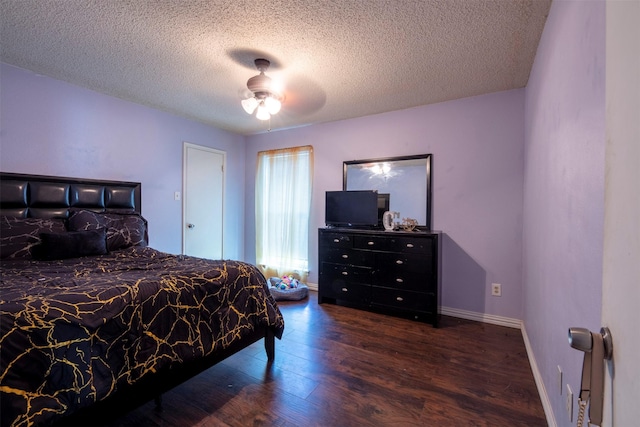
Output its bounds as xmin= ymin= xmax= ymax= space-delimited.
xmin=370 ymin=163 xmax=391 ymax=176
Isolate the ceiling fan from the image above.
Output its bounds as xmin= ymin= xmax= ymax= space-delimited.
xmin=241 ymin=58 xmax=283 ymax=121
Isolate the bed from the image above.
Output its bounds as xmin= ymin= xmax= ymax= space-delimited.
xmin=0 ymin=172 xmax=285 ymax=427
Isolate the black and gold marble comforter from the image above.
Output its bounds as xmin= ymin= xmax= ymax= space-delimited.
xmin=0 ymin=247 xmax=284 ymax=426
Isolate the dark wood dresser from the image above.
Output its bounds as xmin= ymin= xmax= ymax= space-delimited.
xmin=318 ymin=227 xmax=441 ymax=326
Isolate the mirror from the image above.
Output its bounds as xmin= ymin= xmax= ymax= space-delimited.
xmin=343 ymin=154 xmax=432 ymax=229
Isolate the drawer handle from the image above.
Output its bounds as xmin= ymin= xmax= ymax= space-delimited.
xmin=396 ymin=278 xmax=404 ymax=283
xmin=333 ymin=239 xmax=340 ymax=243
xmin=342 ymin=271 xmax=349 ymax=276
xmin=342 ymin=254 xmax=349 ymax=259
xmin=341 ymin=287 xmax=348 ymax=292
xmin=406 ymin=243 xmax=414 ymax=248
xmin=396 ymin=296 xmax=404 ymax=302
xmin=367 ymin=241 xmax=375 ymax=246
xmin=396 ymin=260 xmax=403 ymax=265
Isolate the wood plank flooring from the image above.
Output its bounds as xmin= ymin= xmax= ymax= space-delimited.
xmin=58 ymin=291 xmax=546 ymax=426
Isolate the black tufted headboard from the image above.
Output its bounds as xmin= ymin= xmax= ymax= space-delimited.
xmin=0 ymin=172 xmax=141 ymax=219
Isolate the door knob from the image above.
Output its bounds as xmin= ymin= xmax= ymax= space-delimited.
xmin=187 ymin=223 xmax=195 ymax=229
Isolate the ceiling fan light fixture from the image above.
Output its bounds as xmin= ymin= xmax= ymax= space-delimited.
xmin=264 ymin=96 xmax=281 ymax=114
xmin=241 ymin=97 xmax=259 ymax=114
xmin=256 ymin=103 xmax=271 ymax=121
xmin=242 ymin=58 xmax=283 ymax=121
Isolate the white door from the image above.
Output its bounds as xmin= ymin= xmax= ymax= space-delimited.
xmin=183 ymin=143 xmax=225 ymax=259
xmin=602 ymin=2 xmax=639 ymax=425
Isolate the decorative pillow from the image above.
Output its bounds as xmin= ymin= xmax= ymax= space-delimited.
xmin=0 ymin=216 xmax=66 ymax=259
xmin=34 ymin=229 xmax=108 ymax=261
xmin=67 ymin=209 xmax=148 ymax=251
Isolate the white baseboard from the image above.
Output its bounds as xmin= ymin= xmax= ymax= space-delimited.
xmin=440 ymin=306 xmax=522 ymax=329
xmin=521 ymin=323 xmax=557 ymax=427
xmin=306 ymin=282 xmax=318 ymax=291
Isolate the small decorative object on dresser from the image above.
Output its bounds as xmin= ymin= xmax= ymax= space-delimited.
xmin=318 ymin=227 xmax=441 ymax=326
xmin=382 ymin=210 xmax=399 ymax=231
xmin=401 ymin=217 xmax=418 ymax=232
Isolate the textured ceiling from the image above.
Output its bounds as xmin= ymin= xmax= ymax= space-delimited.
xmin=0 ymin=0 xmax=551 ymax=135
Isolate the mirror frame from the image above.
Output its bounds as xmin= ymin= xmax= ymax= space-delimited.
xmin=343 ymin=154 xmax=432 ymax=230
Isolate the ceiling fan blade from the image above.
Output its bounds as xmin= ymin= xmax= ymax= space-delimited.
xmin=279 ymin=74 xmax=326 ymax=117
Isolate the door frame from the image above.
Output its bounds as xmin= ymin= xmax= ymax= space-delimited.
xmin=182 ymin=142 xmax=226 ymax=257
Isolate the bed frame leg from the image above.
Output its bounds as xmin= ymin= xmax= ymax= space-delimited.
xmin=265 ymin=329 xmax=275 ymax=361
xmin=154 ymin=394 xmax=163 ymax=411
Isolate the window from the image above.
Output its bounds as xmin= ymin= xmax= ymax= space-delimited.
xmin=255 ymin=145 xmax=313 ymax=281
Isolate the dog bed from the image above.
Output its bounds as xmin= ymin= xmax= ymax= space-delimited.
xmin=267 ymin=277 xmax=309 ymax=301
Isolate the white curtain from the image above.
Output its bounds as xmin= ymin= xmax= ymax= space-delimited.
xmin=255 ymin=145 xmax=313 ymax=282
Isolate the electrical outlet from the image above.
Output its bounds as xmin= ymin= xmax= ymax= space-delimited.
xmin=174 ymin=191 xmax=181 ymax=201
xmin=557 ymin=365 xmax=563 ymax=395
xmin=566 ymin=384 xmax=573 ymax=421
xmin=491 ymin=283 xmax=502 ymax=296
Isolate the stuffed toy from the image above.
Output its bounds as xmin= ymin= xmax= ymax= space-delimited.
xmin=267 ymin=275 xmax=308 ymax=301
xmin=276 ymin=274 xmax=300 ymax=290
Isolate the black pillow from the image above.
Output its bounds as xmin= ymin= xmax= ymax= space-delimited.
xmin=35 ymin=229 xmax=108 ymax=260
xmin=0 ymin=216 xmax=67 ymax=259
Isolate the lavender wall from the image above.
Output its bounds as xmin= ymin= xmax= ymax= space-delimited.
xmin=0 ymin=62 xmax=526 ymax=322
xmin=523 ymin=1 xmax=605 ymax=425
xmin=0 ymin=63 xmax=247 ymax=258
xmin=245 ymin=89 xmax=525 ymax=319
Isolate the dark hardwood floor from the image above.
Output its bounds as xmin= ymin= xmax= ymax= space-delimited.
xmin=60 ymin=291 xmax=546 ymax=426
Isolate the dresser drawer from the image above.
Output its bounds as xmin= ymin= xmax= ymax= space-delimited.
xmin=376 ymin=252 xmax=432 ymax=275
xmin=319 ymin=232 xmax=353 ymax=249
xmin=374 ymin=270 xmax=434 ymax=292
xmin=387 ymin=236 xmax=434 ymax=255
xmin=374 ymin=252 xmax=433 ymax=292
xmin=322 ymin=248 xmax=374 ymax=266
xmin=353 ymin=235 xmax=389 ymax=251
xmin=371 ymin=288 xmax=435 ymax=313
xmin=320 ymin=262 xmax=372 ymax=302
xmin=323 ymin=281 xmax=371 ymax=302
xmin=321 ymin=262 xmax=372 ymax=285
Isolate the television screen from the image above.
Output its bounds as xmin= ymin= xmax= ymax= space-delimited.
xmin=325 ymin=190 xmax=378 ymax=227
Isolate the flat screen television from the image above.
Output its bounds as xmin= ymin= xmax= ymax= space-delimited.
xmin=325 ymin=190 xmax=378 ymax=228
